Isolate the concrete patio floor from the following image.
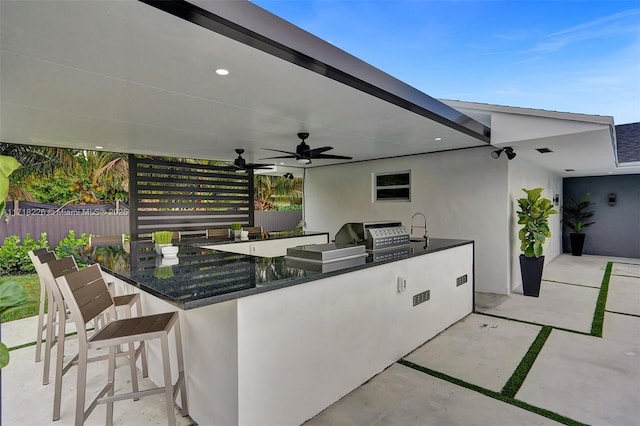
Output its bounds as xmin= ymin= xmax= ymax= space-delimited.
xmin=2 ymin=254 xmax=639 ymax=425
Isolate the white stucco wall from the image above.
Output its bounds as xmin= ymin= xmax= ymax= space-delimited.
xmin=507 ymin=158 xmax=563 ymax=292
xmin=303 ymin=147 xmax=511 ymax=294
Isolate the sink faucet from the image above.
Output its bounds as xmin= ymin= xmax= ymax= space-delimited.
xmin=411 ymin=212 xmax=429 ymax=245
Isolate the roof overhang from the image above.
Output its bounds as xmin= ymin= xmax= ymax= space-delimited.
xmin=444 ymin=100 xmax=640 ymax=177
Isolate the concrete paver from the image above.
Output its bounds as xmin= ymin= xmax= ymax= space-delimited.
xmin=612 ymin=262 xmax=640 ymax=278
xmin=606 ymin=275 xmax=640 ymax=316
xmin=476 ymin=281 xmax=599 ymax=333
xmin=516 ymin=329 xmax=640 ymax=426
xmin=603 ymin=312 xmax=640 ymax=345
xmin=404 ymin=314 xmax=541 ymax=392
xmin=2 ymin=342 xmax=191 ymax=426
xmin=305 ymin=363 xmax=560 ymax=426
xmin=541 ymin=255 xmax=609 ymax=287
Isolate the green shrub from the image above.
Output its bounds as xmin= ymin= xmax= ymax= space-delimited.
xmin=0 ymin=236 xmax=21 ymax=274
xmin=55 ymin=230 xmax=90 ymax=259
xmin=0 ymin=233 xmax=48 ymax=275
xmin=17 ymin=233 xmax=49 ymax=273
xmin=275 ymin=205 xmax=302 ymax=211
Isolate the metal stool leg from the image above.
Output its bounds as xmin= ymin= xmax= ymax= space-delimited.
xmin=174 ymin=318 xmax=189 ymax=416
xmin=160 ymin=334 xmax=176 ymax=426
xmin=42 ymin=293 xmax=56 ymax=385
xmin=35 ymin=280 xmax=46 ymax=362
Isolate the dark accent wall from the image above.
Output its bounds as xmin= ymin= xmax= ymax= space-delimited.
xmin=129 ymin=155 xmax=252 ymax=239
xmin=563 ymin=175 xmax=640 ymax=258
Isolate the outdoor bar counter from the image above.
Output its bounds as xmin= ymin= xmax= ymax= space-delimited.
xmin=85 ymin=233 xmax=474 ymax=426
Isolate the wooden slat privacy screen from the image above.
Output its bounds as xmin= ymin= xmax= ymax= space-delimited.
xmin=129 ymin=155 xmax=253 ymax=239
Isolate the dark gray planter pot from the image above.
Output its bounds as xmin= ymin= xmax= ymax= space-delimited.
xmin=569 ymin=233 xmax=586 ymax=256
xmin=519 ymin=254 xmax=544 ymax=297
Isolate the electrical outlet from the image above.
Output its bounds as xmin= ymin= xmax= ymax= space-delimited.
xmin=456 ymin=274 xmax=468 ymax=287
xmin=397 ymin=276 xmax=407 ymax=293
xmin=413 ymin=290 xmax=430 ymax=306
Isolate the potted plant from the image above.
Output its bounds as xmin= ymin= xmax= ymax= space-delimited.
xmin=230 ymin=223 xmax=242 ymax=239
xmin=516 ymin=188 xmax=558 ymax=297
xmin=563 ymin=193 xmax=595 ymax=256
xmin=152 ymin=231 xmax=173 ymax=255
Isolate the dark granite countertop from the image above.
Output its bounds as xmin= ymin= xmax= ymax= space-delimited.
xmin=83 ymin=234 xmax=472 ymax=310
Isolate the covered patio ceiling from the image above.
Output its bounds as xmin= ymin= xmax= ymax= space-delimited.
xmin=1 ymin=0 xmax=634 ymax=177
xmin=0 ymin=0 xmax=488 ymax=171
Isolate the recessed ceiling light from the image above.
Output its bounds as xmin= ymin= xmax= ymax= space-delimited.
xmin=434 ymin=137 xmax=442 ymax=141
xmin=607 ymin=171 xmax=613 ymax=174
xmin=279 ymin=163 xmax=285 ymax=165
xmin=215 ymin=68 xmax=229 ymax=76
xmin=95 ymin=146 xmax=103 ymax=149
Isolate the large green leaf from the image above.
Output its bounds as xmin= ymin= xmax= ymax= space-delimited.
xmin=0 ymin=155 xmax=20 ymax=179
xmin=0 ymin=279 xmax=28 ymax=313
xmin=0 ymin=342 xmax=9 ymax=368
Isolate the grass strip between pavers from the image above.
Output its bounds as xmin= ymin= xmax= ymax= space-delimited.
xmin=399 ymin=359 xmax=587 ymax=426
xmin=501 ymin=326 xmax=552 ymax=398
xmin=591 ymin=262 xmax=612 ymax=337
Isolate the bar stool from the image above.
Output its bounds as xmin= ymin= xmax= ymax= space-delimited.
xmin=56 ymin=264 xmax=188 ymax=426
xmin=43 ymin=256 xmax=147 ymax=421
xmin=28 ymin=248 xmax=55 ymax=364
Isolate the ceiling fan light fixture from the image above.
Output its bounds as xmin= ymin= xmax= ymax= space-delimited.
xmin=297 ymin=158 xmax=311 ymax=164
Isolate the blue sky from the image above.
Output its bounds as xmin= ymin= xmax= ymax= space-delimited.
xmin=252 ymin=0 xmax=640 ymax=124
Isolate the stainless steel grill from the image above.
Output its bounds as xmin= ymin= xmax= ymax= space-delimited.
xmin=335 ymin=221 xmax=410 ymax=251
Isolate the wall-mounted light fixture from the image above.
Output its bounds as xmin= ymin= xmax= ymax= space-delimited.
xmin=283 ymin=172 xmax=294 ymax=180
xmin=553 ymin=194 xmax=560 ymax=206
xmin=608 ymin=193 xmax=616 ymax=206
xmin=491 ymin=147 xmax=516 ymax=160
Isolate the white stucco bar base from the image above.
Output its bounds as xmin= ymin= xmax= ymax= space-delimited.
xmin=108 ymin=242 xmax=473 ymax=425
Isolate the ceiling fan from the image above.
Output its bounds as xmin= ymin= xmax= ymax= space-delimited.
xmin=225 ymin=149 xmax=275 ymax=171
xmin=262 ymin=132 xmax=353 ymax=164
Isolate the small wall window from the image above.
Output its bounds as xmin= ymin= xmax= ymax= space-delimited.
xmin=373 ymin=170 xmax=411 ymax=202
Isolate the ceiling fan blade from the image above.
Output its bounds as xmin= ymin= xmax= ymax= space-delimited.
xmin=308 ymin=146 xmax=334 ymax=156
xmin=263 ymin=148 xmax=297 ymax=156
xmin=260 ymin=154 xmax=296 ymax=160
xmin=313 ymin=153 xmax=353 ymax=160
xmin=246 ymin=163 xmax=275 ymax=170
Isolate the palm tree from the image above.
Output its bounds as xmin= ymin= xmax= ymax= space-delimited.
xmin=0 ymin=143 xmax=75 ymax=201
xmin=0 ymin=143 xmax=130 ymax=204
xmin=67 ymin=151 xmax=129 ymax=204
xmin=254 ymin=175 xmax=302 ymax=211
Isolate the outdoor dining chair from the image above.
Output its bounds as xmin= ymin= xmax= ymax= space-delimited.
xmin=42 ymin=256 xmax=146 ymax=421
xmin=206 ymin=228 xmax=230 ymax=239
xmin=88 ymin=234 xmax=125 ymax=247
xmin=244 ymin=226 xmax=264 ymax=237
xmin=55 ymin=264 xmax=188 ymax=426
